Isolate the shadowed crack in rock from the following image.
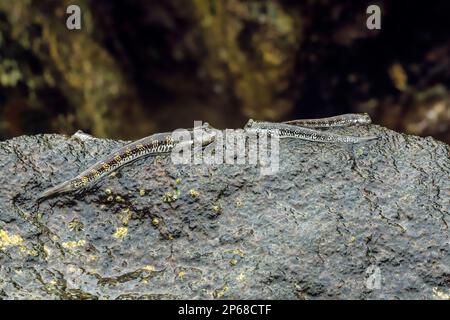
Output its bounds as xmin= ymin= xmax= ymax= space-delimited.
xmin=0 ymin=125 xmax=449 ymax=299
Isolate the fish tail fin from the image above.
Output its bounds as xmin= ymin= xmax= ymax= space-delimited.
xmin=356 ymin=135 xmax=379 ymax=142
xmin=37 ymin=181 xmax=72 ymax=201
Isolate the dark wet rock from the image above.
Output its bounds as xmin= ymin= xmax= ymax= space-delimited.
xmin=0 ymin=125 xmax=449 ymax=299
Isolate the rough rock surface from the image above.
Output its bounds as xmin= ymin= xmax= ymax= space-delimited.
xmin=0 ymin=125 xmax=449 ymax=299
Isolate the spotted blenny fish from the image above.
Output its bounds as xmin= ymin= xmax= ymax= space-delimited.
xmin=38 ymin=123 xmax=216 ymax=200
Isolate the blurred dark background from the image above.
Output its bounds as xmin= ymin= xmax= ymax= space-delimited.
xmin=0 ymin=0 xmax=449 ymax=143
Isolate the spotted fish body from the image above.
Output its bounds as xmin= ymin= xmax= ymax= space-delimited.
xmin=73 ymin=132 xmax=176 ymax=186
xmin=245 ymin=113 xmax=378 ymax=143
xmin=282 ymin=113 xmax=372 ymax=128
xmin=38 ymin=125 xmax=215 ymax=200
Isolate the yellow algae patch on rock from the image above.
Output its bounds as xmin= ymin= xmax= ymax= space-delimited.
xmin=0 ymin=229 xmax=24 ymax=249
xmin=433 ymin=288 xmax=450 ymax=300
xmin=151 ymin=217 xmax=160 ymax=226
xmin=113 ymin=227 xmax=128 ymax=239
xmin=213 ymin=284 xmax=229 ymax=299
xmin=162 ymin=191 xmax=177 ymax=203
xmin=212 ymin=204 xmax=222 ymax=215
xmin=177 ymin=270 xmax=186 ymax=280
xmin=0 ymin=229 xmax=37 ymax=256
xmin=189 ymin=189 xmax=200 ymax=199
xmin=62 ymin=239 xmax=86 ymax=249
xmin=119 ymin=208 xmax=132 ymax=226
xmin=236 ymin=273 xmax=246 ymax=282
xmin=143 ymin=265 xmax=156 ymax=272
